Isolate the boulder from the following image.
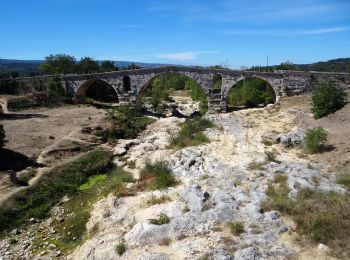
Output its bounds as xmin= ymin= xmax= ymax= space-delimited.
xmin=280 ymin=128 xmax=305 ymax=148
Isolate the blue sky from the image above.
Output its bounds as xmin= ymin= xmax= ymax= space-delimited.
xmin=0 ymin=0 xmax=349 ymax=68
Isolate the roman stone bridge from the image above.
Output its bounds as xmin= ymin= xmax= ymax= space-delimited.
xmin=12 ymin=66 xmax=350 ymax=113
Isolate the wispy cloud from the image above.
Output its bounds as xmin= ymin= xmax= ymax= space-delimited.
xmin=156 ymin=51 xmax=219 ymax=61
xmin=147 ymin=0 xmax=350 ymax=24
xmin=219 ymin=26 xmax=350 ymax=36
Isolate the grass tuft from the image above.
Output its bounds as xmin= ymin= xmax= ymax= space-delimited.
xmin=139 ymin=160 xmax=176 ymax=190
xmin=229 ymin=222 xmax=245 ymax=236
xmin=168 ymin=116 xmax=213 ymax=149
xmin=149 ymin=214 xmax=171 ymax=225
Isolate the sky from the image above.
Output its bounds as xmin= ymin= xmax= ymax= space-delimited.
xmin=0 ymin=0 xmax=350 ymax=68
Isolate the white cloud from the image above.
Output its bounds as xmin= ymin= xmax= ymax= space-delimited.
xmin=219 ymin=26 xmax=350 ymax=36
xmin=156 ymin=51 xmax=219 ymax=61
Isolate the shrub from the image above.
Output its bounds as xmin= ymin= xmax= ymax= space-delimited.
xmin=229 ymin=222 xmax=245 ymax=236
xmin=149 ymin=214 xmax=171 ymax=225
xmin=304 ymin=127 xmax=328 ymax=153
xmin=139 ymin=160 xmax=176 ymax=190
xmin=311 ymin=84 xmax=347 ymax=119
xmin=98 ymin=106 xmax=154 ymax=141
xmin=115 ymin=242 xmax=127 ymax=256
xmin=169 ymin=116 xmax=213 ymax=149
xmin=0 ymin=125 xmax=6 ymax=148
xmin=264 ymin=148 xmax=280 ymax=163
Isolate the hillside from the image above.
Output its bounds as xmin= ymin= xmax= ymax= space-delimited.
xmin=0 ymin=59 xmax=169 ymax=76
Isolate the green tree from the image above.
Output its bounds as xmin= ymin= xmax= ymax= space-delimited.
xmin=41 ymin=54 xmax=76 ymax=74
xmin=77 ymin=57 xmax=99 ymax=74
xmin=0 ymin=125 xmax=6 ymax=148
xmin=101 ymin=60 xmax=117 ymax=72
xmin=311 ymin=84 xmax=347 ymax=119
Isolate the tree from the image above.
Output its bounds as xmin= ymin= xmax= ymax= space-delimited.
xmin=127 ymin=63 xmax=141 ymax=70
xmin=311 ymin=84 xmax=347 ymax=119
xmin=0 ymin=125 xmax=6 ymax=148
xmin=77 ymin=57 xmax=99 ymax=74
xmin=41 ymin=54 xmax=76 ymax=74
xmin=101 ymin=60 xmax=118 ymax=72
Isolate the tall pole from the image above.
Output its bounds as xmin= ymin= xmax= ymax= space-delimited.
xmin=267 ymin=55 xmax=269 ymax=69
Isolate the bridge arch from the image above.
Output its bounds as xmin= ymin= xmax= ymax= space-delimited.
xmin=224 ymin=76 xmax=278 ymax=110
xmin=75 ymin=79 xmax=119 ymax=103
xmin=135 ymin=72 xmax=209 ymax=111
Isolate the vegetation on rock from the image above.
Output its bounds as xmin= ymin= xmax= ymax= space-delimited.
xmin=169 ymin=116 xmax=213 ymax=149
xmin=262 ymin=177 xmax=350 ymax=258
xmin=97 ymin=106 xmax=154 ymax=142
xmin=139 ymin=160 xmax=176 ymax=190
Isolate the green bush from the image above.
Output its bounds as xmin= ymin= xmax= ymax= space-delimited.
xmin=98 ymin=106 xmax=154 ymax=141
xmin=139 ymin=160 xmax=176 ymax=190
xmin=0 ymin=125 xmax=5 ymax=148
xmin=304 ymin=127 xmax=328 ymax=153
xmin=311 ymin=84 xmax=347 ymax=119
xmin=115 ymin=243 xmax=127 ymax=256
xmin=0 ymin=150 xmax=113 ymax=232
xmin=169 ymin=116 xmax=213 ymax=149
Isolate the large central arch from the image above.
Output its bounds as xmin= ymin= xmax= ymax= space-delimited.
xmin=135 ymin=72 xmax=209 ymax=111
xmin=75 ymin=79 xmax=119 ymax=103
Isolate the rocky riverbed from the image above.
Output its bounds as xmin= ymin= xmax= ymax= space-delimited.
xmin=1 ymin=97 xmax=348 ymax=260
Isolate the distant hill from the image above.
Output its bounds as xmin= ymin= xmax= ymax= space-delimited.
xmin=0 ymin=59 xmax=169 ymax=76
xmin=252 ymin=58 xmax=350 ymax=73
xmin=1 ymin=57 xmax=350 ymax=76
xmin=295 ymin=58 xmax=350 ymax=73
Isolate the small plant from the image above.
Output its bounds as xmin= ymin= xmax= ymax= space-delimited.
xmin=9 ymin=238 xmax=17 ymax=245
xmin=264 ymin=148 xmax=280 ymax=163
xmin=261 ymin=139 xmax=273 ymax=146
xmin=149 ymin=213 xmax=171 ymax=225
xmin=139 ymin=160 xmax=176 ymax=190
xmin=128 ymin=160 xmax=136 ymax=169
xmin=159 ymin=237 xmax=171 ymax=246
xmin=115 ymin=242 xmax=127 ymax=256
xmin=247 ymin=161 xmax=265 ymax=171
xmin=311 ymin=84 xmax=347 ymax=119
xmin=229 ymin=222 xmax=245 ymax=236
xmin=146 ymin=195 xmax=171 ymax=206
xmin=304 ymin=127 xmax=328 ymax=153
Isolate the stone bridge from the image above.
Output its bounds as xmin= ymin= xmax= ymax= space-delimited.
xmin=13 ymin=66 xmax=350 ymax=113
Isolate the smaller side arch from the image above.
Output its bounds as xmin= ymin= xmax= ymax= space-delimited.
xmin=123 ymin=76 xmax=131 ymax=91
